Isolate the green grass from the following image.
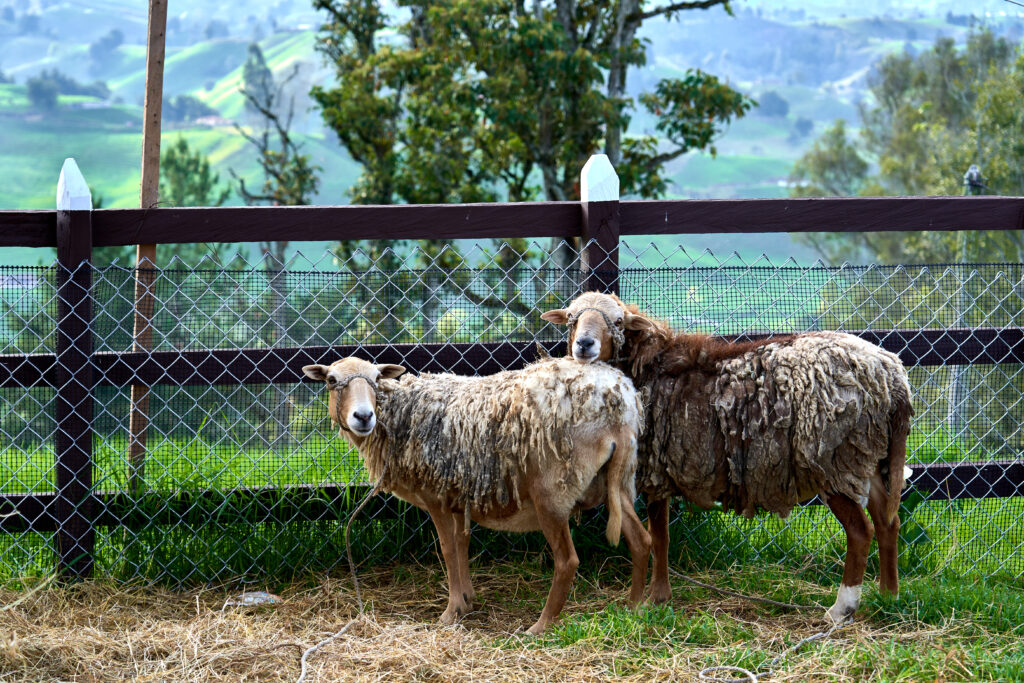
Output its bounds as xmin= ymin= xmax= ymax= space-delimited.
xmin=519 ymin=566 xmax=1024 ymax=680
xmin=1 ymin=435 xmax=365 ymax=494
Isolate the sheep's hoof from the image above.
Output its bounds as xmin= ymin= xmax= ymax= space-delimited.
xmin=648 ymin=586 xmax=672 ymax=605
xmin=526 ymin=620 xmax=547 ymax=636
xmin=439 ymin=604 xmax=466 ymax=625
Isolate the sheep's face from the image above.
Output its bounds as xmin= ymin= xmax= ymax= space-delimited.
xmin=302 ymin=357 xmax=405 ymax=437
xmin=541 ymin=292 xmax=652 ymax=363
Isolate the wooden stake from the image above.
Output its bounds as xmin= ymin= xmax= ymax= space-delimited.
xmin=129 ymin=0 xmax=167 ymax=493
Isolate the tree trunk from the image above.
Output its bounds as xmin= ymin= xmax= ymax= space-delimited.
xmin=262 ymin=241 xmax=293 ymax=447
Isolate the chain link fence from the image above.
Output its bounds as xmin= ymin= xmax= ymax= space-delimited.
xmin=1 ymin=241 xmax=1022 ymax=584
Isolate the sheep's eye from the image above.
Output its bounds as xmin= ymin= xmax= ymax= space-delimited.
xmin=615 ymin=317 xmax=624 ymax=326
xmin=327 ymin=377 xmax=336 ymax=386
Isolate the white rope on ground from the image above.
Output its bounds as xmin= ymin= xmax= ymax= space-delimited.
xmin=669 ymin=564 xmax=851 ymax=682
xmin=698 ymin=617 xmax=852 ymax=682
xmin=294 ymin=467 xmax=387 ymax=683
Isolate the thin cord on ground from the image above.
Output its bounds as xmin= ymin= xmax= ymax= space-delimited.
xmin=669 ymin=566 xmax=820 ymax=611
xmin=672 ymin=562 xmax=851 ymax=682
xmin=295 ymin=468 xmax=387 ymax=683
xmin=699 ymin=617 xmax=851 ymax=682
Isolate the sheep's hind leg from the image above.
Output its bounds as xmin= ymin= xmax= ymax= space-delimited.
xmin=866 ymin=473 xmax=900 ymax=596
xmin=646 ymin=496 xmax=672 ymax=604
xmin=425 ymin=505 xmax=471 ymax=625
xmin=527 ymin=502 xmax=579 ymax=636
xmin=451 ymin=511 xmax=476 ymax=609
xmin=825 ymin=493 xmax=875 ymax=624
xmin=619 ymin=492 xmax=652 ymax=607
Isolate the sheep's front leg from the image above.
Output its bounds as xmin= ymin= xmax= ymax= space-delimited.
xmin=528 ymin=502 xmax=579 ymax=635
xmin=647 ymin=496 xmax=672 ymax=604
xmin=450 ymin=511 xmax=476 ymax=609
xmin=825 ymin=493 xmax=875 ymax=623
xmin=425 ymin=505 xmax=471 ymax=625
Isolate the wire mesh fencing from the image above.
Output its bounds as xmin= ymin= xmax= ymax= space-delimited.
xmin=1 ymin=240 xmax=1022 ymax=584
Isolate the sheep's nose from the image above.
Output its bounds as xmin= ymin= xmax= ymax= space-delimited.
xmin=353 ymin=409 xmax=373 ymax=425
xmin=576 ymin=337 xmax=595 ymax=351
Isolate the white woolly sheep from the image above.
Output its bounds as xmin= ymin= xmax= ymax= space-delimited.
xmin=543 ymin=292 xmax=914 ymax=624
xmin=303 ymin=355 xmax=651 ymax=635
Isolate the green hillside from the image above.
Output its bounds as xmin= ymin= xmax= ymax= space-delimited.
xmin=0 ymin=81 xmax=358 ymax=211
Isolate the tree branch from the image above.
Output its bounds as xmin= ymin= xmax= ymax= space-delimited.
xmin=632 ymin=0 xmax=729 ymax=23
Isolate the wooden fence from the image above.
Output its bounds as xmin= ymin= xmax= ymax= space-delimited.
xmin=1 ymin=156 xmax=1023 ymax=578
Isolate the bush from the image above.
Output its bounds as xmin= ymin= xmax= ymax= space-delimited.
xmin=35 ymin=69 xmax=110 ymax=99
xmin=163 ymin=94 xmax=219 ymax=123
xmin=26 ymin=76 xmax=58 ymax=111
xmin=757 ymin=90 xmax=789 ymax=117
xmin=89 ymin=28 xmax=124 ymax=64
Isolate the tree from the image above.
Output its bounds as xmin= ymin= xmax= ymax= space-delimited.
xmin=26 ymin=76 xmax=58 ymax=111
xmin=204 ymin=19 xmax=229 ymax=40
xmin=757 ymin=90 xmax=789 ymax=117
xmin=89 ymin=28 xmax=124 ymax=64
xmin=241 ymin=43 xmax=274 ymax=119
xmin=790 ymin=30 xmax=1021 ymax=264
xmin=790 ymin=120 xmax=867 ymax=197
xmin=231 ymin=62 xmax=322 ymax=446
xmin=160 ymin=137 xmax=231 ymax=208
xmin=311 ymin=0 xmax=752 ymax=321
xmin=162 ymin=94 xmax=218 ymax=122
xmin=312 ymin=0 xmax=753 ymax=206
xmin=793 ymin=116 xmax=813 ymax=138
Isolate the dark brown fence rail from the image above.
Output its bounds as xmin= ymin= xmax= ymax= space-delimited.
xmin=2 ymin=178 xmax=1024 ymax=578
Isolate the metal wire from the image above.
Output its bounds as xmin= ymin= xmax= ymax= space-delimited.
xmin=0 ymin=243 xmax=1022 ymax=584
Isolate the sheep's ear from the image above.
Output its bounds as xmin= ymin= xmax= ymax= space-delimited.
xmin=541 ymin=309 xmax=569 ymax=325
xmin=303 ymin=364 xmax=330 ymax=381
xmin=377 ymin=364 xmax=406 ymax=379
xmin=623 ymin=311 xmax=654 ymax=331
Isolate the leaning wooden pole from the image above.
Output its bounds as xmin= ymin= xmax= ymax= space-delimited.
xmin=128 ymin=0 xmax=167 ymax=494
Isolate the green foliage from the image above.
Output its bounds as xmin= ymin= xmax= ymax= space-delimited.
xmin=160 ymin=137 xmax=231 ymax=208
xmin=162 ymin=94 xmax=218 ymax=123
xmin=311 ymin=0 xmax=752 ymax=203
xmin=756 ymin=89 xmax=789 ymax=117
xmin=25 ymin=76 xmax=57 ymax=111
xmin=791 ymin=30 xmax=1024 ymax=264
xmin=241 ymin=43 xmax=273 ymax=118
xmin=88 ymin=28 xmax=123 ymax=65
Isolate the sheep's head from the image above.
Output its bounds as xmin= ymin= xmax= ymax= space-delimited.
xmin=541 ymin=292 xmax=653 ymax=363
xmin=302 ymin=357 xmax=405 ymax=437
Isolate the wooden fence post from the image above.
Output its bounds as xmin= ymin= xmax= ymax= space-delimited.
xmin=580 ymin=154 xmax=620 ymax=294
xmin=128 ymin=0 xmax=168 ymax=493
xmin=55 ymin=158 xmax=95 ymax=579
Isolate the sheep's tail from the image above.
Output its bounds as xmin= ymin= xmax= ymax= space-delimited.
xmin=604 ymin=439 xmax=629 ymax=546
xmin=883 ymin=389 xmax=914 ymax=525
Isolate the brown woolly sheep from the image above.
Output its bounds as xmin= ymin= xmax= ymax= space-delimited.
xmin=542 ymin=292 xmax=913 ymax=623
xmin=303 ymin=355 xmax=652 ymax=635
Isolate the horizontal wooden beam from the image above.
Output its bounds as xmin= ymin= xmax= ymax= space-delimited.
xmin=729 ymin=327 xmax=1024 ymax=368
xmin=0 ymin=340 xmax=567 ymax=388
xmin=88 ymin=203 xmax=583 ymax=246
xmin=1 ymin=460 xmax=1018 ymax=533
xmin=619 ymin=196 xmax=1024 ymax=235
xmin=5 ymin=196 xmax=1024 ymax=251
xmin=4 ymin=327 xmax=1021 ymax=389
xmin=0 ymin=211 xmax=57 ymax=248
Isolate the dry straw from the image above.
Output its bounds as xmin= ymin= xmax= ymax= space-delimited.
xmin=0 ymin=563 xmax=957 ymax=682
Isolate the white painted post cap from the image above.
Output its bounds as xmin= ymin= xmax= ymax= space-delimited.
xmin=580 ymin=154 xmax=619 ymax=203
xmin=56 ymin=158 xmax=92 ymax=211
